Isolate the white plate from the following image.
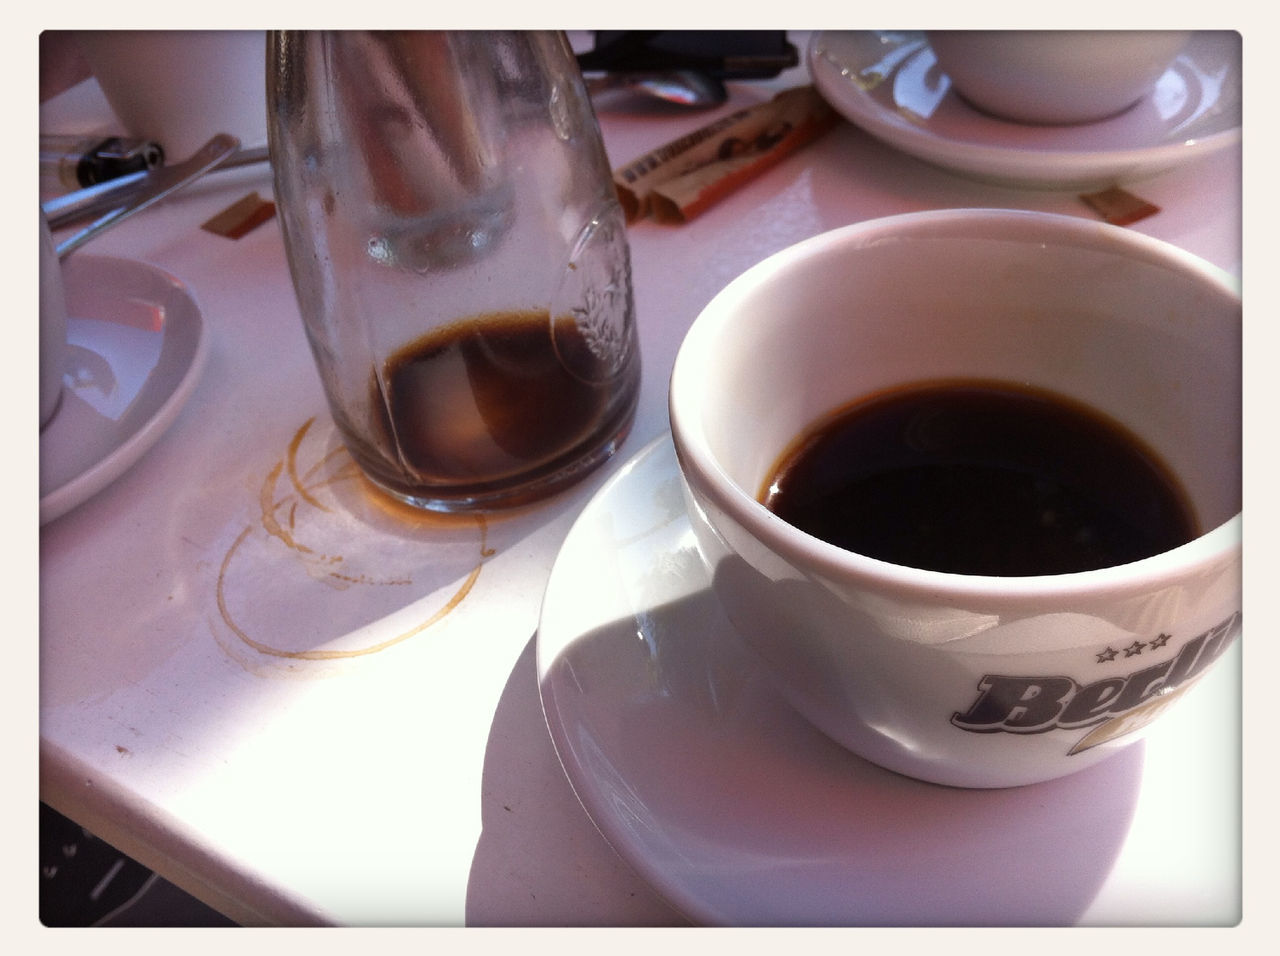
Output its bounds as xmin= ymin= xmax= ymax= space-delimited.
xmin=40 ymin=255 xmax=208 ymax=524
xmin=808 ymin=31 xmax=1241 ymax=190
xmin=537 ymin=434 xmax=1239 ymax=926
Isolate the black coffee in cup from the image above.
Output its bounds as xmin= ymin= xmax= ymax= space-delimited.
xmin=760 ymin=379 xmax=1197 ymax=576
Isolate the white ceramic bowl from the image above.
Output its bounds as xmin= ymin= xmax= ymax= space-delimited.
xmin=79 ymin=30 xmax=268 ymax=161
xmin=927 ymin=30 xmax=1191 ymax=125
xmin=668 ymin=209 xmax=1241 ymax=788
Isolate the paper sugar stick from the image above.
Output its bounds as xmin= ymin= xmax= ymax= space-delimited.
xmin=613 ymin=86 xmax=838 ymax=223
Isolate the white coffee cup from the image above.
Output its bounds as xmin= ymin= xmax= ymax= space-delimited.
xmin=78 ymin=30 xmax=267 ymax=162
xmin=40 ymin=210 xmax=68 ymax=428
xmin=926 ymin=30 xmax=1191 ymax=125
xmin=669 ymin=209 xmax=1241 ymax=788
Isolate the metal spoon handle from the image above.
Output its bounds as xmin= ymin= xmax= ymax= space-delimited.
xmin=42 ymin=169 xmax=150 ymax=231
xmin=55 ymin=133 xmax=241 ymax=260
xmin=43 ymin=143 xmax=271 ymax=231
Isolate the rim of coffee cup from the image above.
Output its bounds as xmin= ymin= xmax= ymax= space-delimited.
xmin=669 ymin=208 xmax=1241 ymax=602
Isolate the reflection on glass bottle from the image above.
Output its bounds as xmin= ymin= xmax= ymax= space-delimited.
xmin=269 ymin=31 xmax=640 ymax=512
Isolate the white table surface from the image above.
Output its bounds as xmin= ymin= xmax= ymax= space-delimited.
xmin=37 ymin=32 xmax=1245 ymax=928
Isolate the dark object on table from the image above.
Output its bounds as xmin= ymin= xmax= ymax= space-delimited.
xmin=577 ymin=31 xmax=797 ymax=80
xmin=39 ymin=803 xmax=236 ymax=927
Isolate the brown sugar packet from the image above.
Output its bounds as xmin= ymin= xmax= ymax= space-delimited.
xmin=202 ymin=191 xmax=277 ymax=239
xmin=1079 ymin=186 xmax=1161 ymax=226
xmin=614 ymin=85 xmax=838 ymax=223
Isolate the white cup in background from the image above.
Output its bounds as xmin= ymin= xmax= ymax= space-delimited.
xmin=40 ymin=210 xmax=68 ymax=429
xmin=77 ymin=30 xmax=267 ymax=162
xmin=926 ymin=30 xmax=1192 ymax=125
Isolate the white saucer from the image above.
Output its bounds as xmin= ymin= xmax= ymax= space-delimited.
xmin=40 ymin=255 xmax=208 ymax=524
xmin=808 ymin=31 xmax=1241 ymax=190
xmin=537 ymin=434 xmax=1239 ymax=926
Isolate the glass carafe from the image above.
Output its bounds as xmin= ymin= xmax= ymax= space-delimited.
xmin=268 ymin=31 xmax=640 ymax=512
